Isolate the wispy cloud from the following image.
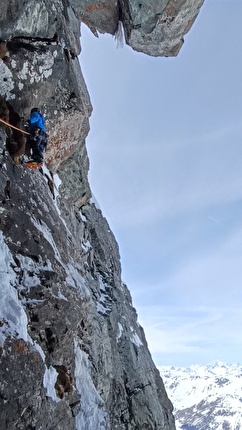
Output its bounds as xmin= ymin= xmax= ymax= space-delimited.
xmin=131 ymin=226 xmax=242 ymax=365
xmin=207 ymin=216 xmax=230 ymax=230
xmin=89 ymin=125 xmax=242 ymax=230
xmin=137 ymin=304 xmax=242 ymax=363
xmin=131 ymin=224 xmax=242 ymax=303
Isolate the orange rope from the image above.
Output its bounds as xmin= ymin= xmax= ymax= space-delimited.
xmin=0 ymin=117 xmax=30 ymax=136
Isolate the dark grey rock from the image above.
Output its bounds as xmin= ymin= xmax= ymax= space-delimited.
xmin=0 ymin=139 xmax=176 ymax=428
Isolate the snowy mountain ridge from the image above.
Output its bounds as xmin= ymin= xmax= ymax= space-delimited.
xmin=159 ymin=362 xmax=242 ymax=430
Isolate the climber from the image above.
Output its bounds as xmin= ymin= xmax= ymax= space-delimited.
xmin=26 ymin=107 xmax=48 ymax=165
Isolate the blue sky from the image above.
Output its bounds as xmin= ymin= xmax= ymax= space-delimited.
xmin=79 ymin=0 xmax=242 ymax=367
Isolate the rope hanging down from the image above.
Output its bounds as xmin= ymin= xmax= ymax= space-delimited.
xmin=0 ymin=117 xmax=30 ymax=136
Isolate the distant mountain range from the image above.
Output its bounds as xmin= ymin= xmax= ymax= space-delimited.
xmin=159 ymin=362 xmax=242 ymax=430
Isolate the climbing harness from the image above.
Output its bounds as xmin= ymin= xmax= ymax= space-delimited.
xmin=0 ymin=117 xmax=30 ymax=136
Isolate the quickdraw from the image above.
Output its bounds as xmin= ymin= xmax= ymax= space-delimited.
xmin=0 ymin=117 xmax=30 ymax=136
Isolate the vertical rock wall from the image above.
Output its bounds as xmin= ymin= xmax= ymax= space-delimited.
xmin=0 ymin=0 xmax=204 ymax=428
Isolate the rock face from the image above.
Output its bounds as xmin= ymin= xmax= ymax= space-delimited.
xmin=0 ymin=0 xmax=204 ymax=429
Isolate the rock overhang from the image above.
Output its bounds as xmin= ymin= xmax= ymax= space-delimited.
xmin=79 ymin=0 xmax=205 ymax=57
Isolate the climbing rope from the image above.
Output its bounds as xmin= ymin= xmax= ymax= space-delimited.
xmin=0 ymin=117 xmax=30 ymax=136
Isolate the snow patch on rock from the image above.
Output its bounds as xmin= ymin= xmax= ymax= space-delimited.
xmin=74 ymin=339 xmax=107 ymax=429
xmin=0 ymin=232 xmax=28 ymax=345
xmin=43 ymin=365 xmax=60 ymax=403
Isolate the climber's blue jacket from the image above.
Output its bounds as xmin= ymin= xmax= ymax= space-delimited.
xmin=29 ymin=111 xmax=46 ymax=133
